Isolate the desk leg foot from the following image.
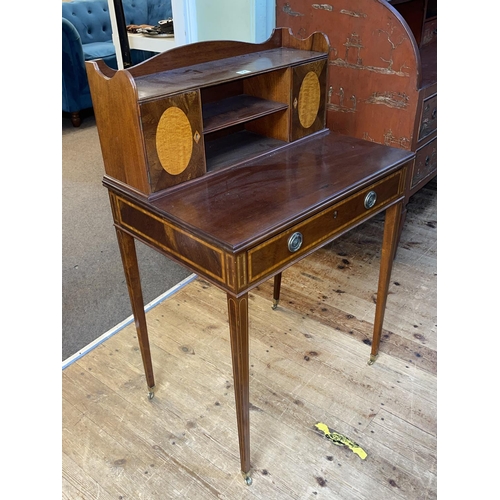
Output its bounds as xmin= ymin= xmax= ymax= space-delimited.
xmin=148 ymin=385 xmax=156 ymax=400
xmin=227 ymin=293 xmax=251 ymax=478
xmin=368 ymin=354 xmax=378 ymax=366
xmin=272 ymin=273 xmax=282 ymax=310
xmin=242 ymin=471 xmax=253 ymax=485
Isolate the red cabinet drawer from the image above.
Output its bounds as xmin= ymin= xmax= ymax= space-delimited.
xmin=418 ymin=94 xmax=437 ymax=141
xmin=411 ymin=138 xmax=437 ymax=189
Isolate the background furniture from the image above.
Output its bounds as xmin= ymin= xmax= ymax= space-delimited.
xmin=86 ymin=29 xmax=414 ymax=482
xmin=62 ymin=0 xmax=172 ymax=126
xmin=276 ymin=0 xmax=437 ymax=234
xmin=62 ymin=17 xmax=94 ymax=127
xmin=108 ymin=0 xmax=177 ymax=70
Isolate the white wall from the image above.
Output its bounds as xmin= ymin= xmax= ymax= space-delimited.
xmin=191 ymin=0 xmax=275 ymax=43
xmin=77 ymin=1 xmax=276 ymax=47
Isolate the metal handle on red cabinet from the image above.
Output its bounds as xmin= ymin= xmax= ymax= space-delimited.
xmin=288 ymin=232 xmax=303 ymax=253
xmin=364 ymin=191 xmax=377 ymax=209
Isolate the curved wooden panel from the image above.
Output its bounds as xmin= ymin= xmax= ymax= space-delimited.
xmin=127 ymin=27 xmax=329 ymax=78
xmin=85 ymin=60 xmax=150 ymax=195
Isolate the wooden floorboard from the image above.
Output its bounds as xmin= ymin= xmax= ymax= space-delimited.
xmin=62 ymin=180 xmax=437 ymax=499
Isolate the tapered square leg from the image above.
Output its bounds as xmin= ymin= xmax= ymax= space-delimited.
xmin=226 ymin=293 xmax=252 ymax=483
xmin=369 ymin=201 xmax=403 ymax=364
xmin=272 ymin=272 xmax=282 ymax=310
xmin=115 ymin=228 xmax=155 ymax=397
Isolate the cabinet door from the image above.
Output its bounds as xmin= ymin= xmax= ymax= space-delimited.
xmin=140 ymin=91 xmax=206 ymax=192
xmin=290 ymin=59 xmax=327 ymax=141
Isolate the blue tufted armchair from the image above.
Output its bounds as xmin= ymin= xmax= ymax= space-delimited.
xmin=62 ymin=0 xmax=173 ymax=127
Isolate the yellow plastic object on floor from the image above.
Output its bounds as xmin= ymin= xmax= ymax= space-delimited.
xmin=315 ymin=422 xmax=367 ymax=460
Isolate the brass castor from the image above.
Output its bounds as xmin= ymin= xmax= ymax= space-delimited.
xmin=148 ymin=385 xmax=156 ymax=400
xmin=242 ymin=472 xmax=252 ymax=485
xmin=367 ymin=354 xmax=378 ymax=366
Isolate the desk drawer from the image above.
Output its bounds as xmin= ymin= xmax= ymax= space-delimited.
xmin=248 ymin=170 xmax=404 ymax=283
xmin=418 ymin=94 xmax=437 ymax=141
xmin=114 ymin=196 xmax=227 ymax=285
xmin=411 ymin=138 xmax=437 ymax=189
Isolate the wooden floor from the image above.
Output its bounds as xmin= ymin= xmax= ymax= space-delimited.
xmin=62 ymin=180 xmax=437 ymax=499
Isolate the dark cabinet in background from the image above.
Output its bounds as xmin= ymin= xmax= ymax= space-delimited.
xmin=276 ymin=0 xmax=437 ymax=229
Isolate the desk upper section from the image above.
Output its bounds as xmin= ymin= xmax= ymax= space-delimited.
xmin=86 ymin=29 xmax=330 ymax=198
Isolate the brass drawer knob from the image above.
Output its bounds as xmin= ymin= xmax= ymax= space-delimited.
xmin=364 ymin=191 xmax=377 ymax=209
xmin=288 ymin=232 xmax=303 ymax=253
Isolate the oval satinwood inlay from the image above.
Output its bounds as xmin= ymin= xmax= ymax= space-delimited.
xmin=298 ymin=71 xmax=320 ymax=129
xmin=156 ymin=107 xmax=193 ymax=175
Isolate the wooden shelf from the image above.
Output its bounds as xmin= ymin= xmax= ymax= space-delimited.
xmin=205 ymin=131 xmax=287 ymax=172
xmin=203 ymin=95 xmax=288 ymax=134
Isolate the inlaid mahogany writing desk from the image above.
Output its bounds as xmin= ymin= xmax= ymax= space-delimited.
xmin=86 ymin=29 xmax=414 ymax=484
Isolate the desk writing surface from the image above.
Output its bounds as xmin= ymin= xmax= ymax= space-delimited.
xmin=150 ymin=132 xmax=413 ymax=252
